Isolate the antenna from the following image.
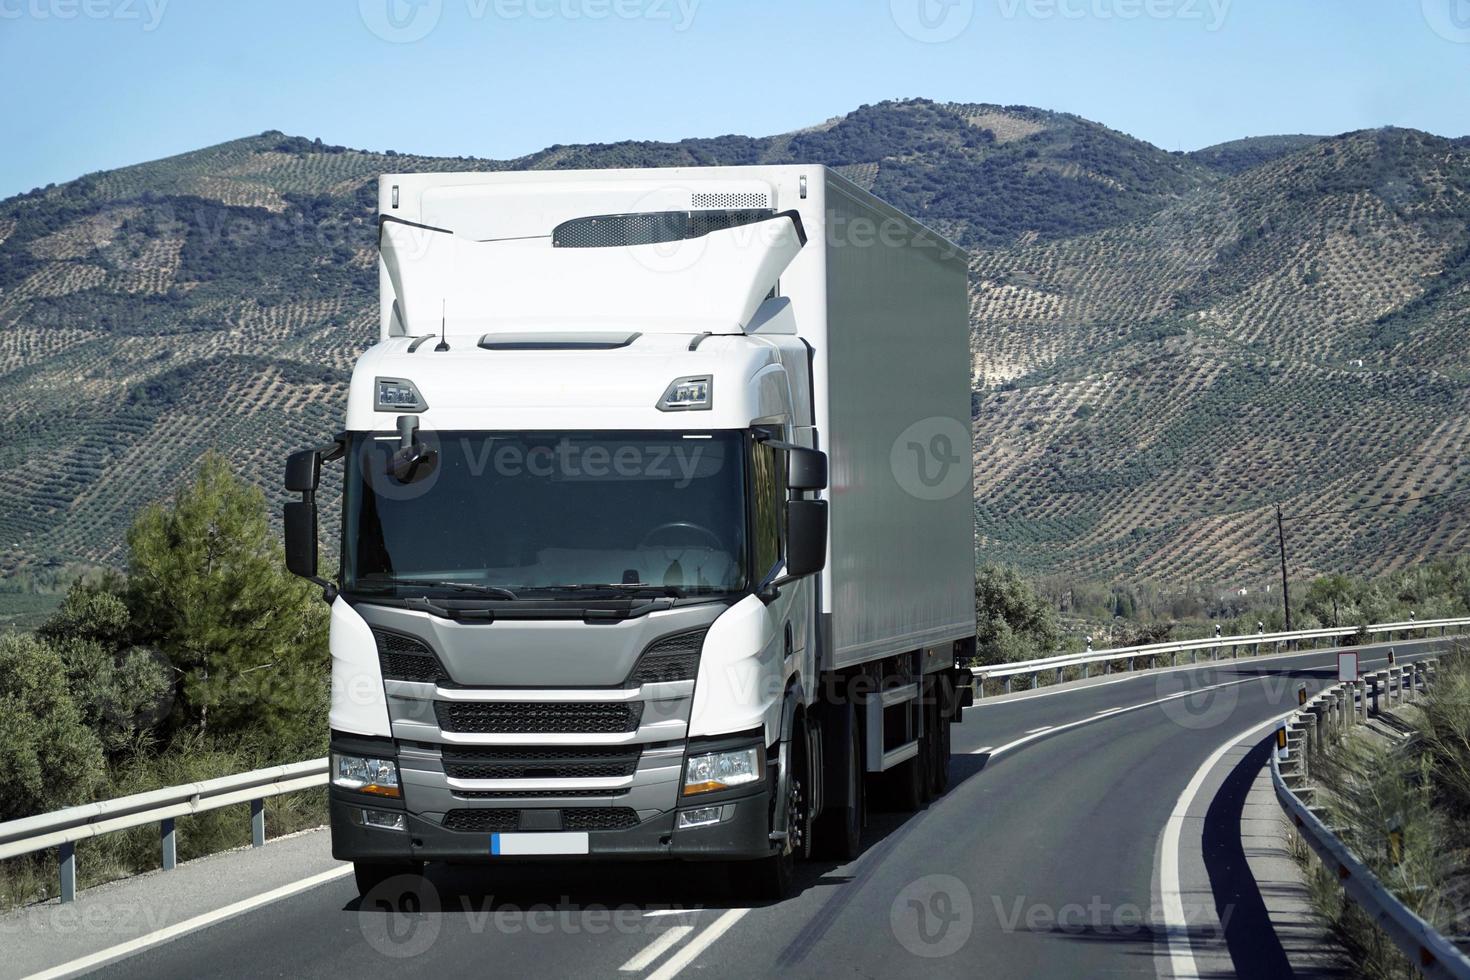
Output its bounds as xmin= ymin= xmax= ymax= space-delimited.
xmin=435 ymin=299 xmax=450 ymax=352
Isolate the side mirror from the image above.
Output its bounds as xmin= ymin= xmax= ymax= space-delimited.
xmin=284 ymin=500 xmax=318 ymax=580
xmin=784 ymin=500 xmax=828 ymax=578
xmin=283 ymin=443 xmax=338 ymax=602
xmin=787 ymin=448 xmax=828 ymax=492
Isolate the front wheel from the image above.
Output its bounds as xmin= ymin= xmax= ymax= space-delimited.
xmin=736 ymin=724 xmax=810 ymax=902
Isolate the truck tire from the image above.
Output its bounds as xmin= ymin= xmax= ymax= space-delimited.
xmin=927 ymin=677 xmax=952 ymax=797
xmin=735 ymin=720 xmax=810 ymax=902
xmin=813 ymin=700 xmax=864 ymax=861
xmin=353 ymin=860 xmax=426 ymax=900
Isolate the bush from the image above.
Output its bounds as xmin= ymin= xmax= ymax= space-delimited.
xmin=0 ymin=634 xmax=105 ymax=821
xmin=975 ymin=564 xmax=1061 ymax=665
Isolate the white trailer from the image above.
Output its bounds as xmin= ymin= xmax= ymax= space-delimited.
xmin=284 ymin=165 xmax=975 ymax=899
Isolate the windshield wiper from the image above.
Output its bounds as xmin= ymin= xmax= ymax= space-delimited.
xmin=528 ymin=583 xmax=684 ymax=598
xmin=403 ymin=581 xmax=520 ymax=600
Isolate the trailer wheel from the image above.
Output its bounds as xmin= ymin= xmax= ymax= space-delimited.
xmin=928 ymin=696 xmax=952 ymax=797
xmin=813 ymin=699 xmax=864 ymax=861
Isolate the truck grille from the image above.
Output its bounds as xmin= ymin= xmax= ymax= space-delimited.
xmin=435 ymin=701 xmax=644 ymax=735
xmin=373 ymin=629 xmax=449 ymax=684
xmin=453 ymin=789 xmax=630 ymax=799
xmin=442 ymin=748 xmax=640 ymax=780
xmin=627 ymin=629 xmax=707 ymax=685
xmin=440 ymin=807 xmax=640 ymax=832
xmin=563 ymin=808 xmax=641 ymax=831
xmin=441 ymin=809 xmax=519 ymax=833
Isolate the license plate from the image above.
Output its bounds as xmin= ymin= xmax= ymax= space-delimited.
xmin=490 ymin=832 xmax=590 ymax=856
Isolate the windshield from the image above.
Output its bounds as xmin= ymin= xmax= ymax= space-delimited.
xmin=343 ymin=431 xmax=747 ymax=598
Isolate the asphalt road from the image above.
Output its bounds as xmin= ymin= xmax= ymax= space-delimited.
xmin=22 ymin=638 xmax=1453 ymax=980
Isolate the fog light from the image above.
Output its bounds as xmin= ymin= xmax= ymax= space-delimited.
xmin=677 ymin=806 xmax=724 ymax=829
xmin=351 ymin=808 xmax=408 ymax=832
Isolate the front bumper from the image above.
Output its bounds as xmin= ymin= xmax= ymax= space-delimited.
xmin=329 ymin=787 xmax=773 ymax=863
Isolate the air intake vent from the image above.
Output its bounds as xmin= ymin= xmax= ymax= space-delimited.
xmin=442 ymin=809 xmax=519 ymax=833
xmin=627 ymin=628 xmax=708 ymax=686
xmin=373 ymin=629 xmax=449 ymax=684
xmin=553 ymin=209 xmax=775 ymax=249
xmin=562 ymin=807 xmax=641 ymax=831
xmin=692 ymin=191 xmax=769 ymax=209
xmin=435 ymin=701 xmax=644 ymax=735
xmin=442 ymin=748 xmax=641 ymax=780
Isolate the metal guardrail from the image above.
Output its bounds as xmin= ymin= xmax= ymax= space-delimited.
xmin=0 ymin=759 xmax=327 ymax=903
xmin=972 ymin=616 xmax=1470 ymax=692
xmin=1271 ymin=659 xmax=1470 ymax=979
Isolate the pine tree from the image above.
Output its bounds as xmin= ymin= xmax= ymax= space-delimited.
xmin=126 ymin=452 xmax=328 ymax=745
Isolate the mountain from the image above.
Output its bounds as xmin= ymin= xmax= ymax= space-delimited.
xmin=1 ymin=100 xmax=1467 ymax=590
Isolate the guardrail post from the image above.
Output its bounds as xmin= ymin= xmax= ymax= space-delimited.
xmin=1055 ymin=666 xmax=1063 ymax=685
xmin=1256 ymin=622 xmax=1264 ymax=656
xmin=1031 ymin=672 xmax=1040 ymax=691
xmin=161 ymin=817 xmax=177 ymax=871
xmin=1004 ymin=676 xmax=1013 ymax=695
xmin=58 ymin=841 xmax=76 ymax=904
xmin=251 ymin=798 xmax=266 ymax=848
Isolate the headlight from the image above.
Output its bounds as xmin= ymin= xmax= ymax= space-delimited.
xmin=332 ymin=753 xmax=402 ymax=798
xmin=682 ymin=745 xmax=762 ymax=796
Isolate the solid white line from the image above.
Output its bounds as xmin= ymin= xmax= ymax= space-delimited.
xmin=971 ymin=746 xmax=994 ymax=755
xmin=619 ymin=925 xmax=694 ymax=972
xmin=642 ymin=908 xmax=702 ymax=918
xmin=1158 ymin=711 xmax=1295 ymax=979
xmin=1094 ymin=707 xmax=1125 ymax=716
xmin=644 ymin=908 xmax=749 ymax=980
xmin=1024 ymin=726 xmax=1054 ymax=735
xmin=23 ymin=865 xmax=353 ymax=980
xmin=975 ymin=676 xmax=1265 ymax=760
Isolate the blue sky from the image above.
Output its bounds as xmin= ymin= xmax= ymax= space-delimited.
xmin=2 ymin=0 xmax=1468 ymax=198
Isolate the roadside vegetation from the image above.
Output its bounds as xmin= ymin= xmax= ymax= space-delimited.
xmin=1294 ymin=648 xmax=1470 ymax=978
xmin=0 ymin=453 xmax=328 ymax=909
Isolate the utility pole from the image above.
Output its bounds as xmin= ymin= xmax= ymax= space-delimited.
xmin=1276 ymin=504 xmax=1292 ymax=633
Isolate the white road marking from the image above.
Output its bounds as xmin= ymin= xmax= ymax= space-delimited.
xmin=972 ymin=746 xmax=994 ymax=755
xmin=968 ymin=676 xmax=1263 ymax=759
xmin=1094 ymin=707 xmax=1125 ymax=716
xmin=22 ymin=865 xmax=353 ymax=980
xmin=619 ymin=925 xmax=693 ymax=972
xmin=642 ymin=908 xmax=702 ymax=918
xmin=1024 ymin=726 xmax=1053 ymax=735
xmin=644 ymin=908 xmax=749 ymax=980
xmin=1158 ymin=711 xmax=1295 ymax=979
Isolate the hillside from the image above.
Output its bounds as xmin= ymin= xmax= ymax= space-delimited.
xmin=0 ymin=100 xmax=1467 ymax=589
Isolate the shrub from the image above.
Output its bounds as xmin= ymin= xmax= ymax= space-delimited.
xmin=0 ymin=634 xmax=105 ymax=821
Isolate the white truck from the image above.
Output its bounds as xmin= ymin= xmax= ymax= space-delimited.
xmin=283 ymin=165 xmax=976 ymax=899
